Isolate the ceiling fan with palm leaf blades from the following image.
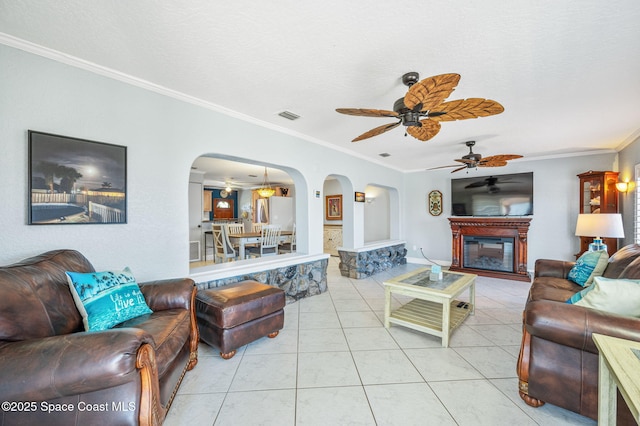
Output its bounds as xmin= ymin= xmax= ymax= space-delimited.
xmin=429 ymin=141 xmax=523 ymax=173
xmin=336 ymin=72 xmax=504 ymax=142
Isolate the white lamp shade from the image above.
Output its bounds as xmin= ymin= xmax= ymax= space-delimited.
xmin=575 ymin=213 xmax=625 ymax=238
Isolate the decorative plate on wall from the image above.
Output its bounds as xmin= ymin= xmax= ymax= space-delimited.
xmin=428 ymin=190 xmax=443 ymax=216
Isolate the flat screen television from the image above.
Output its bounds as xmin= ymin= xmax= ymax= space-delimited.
xmin=451 ymin=172 xmax=533 ymax=216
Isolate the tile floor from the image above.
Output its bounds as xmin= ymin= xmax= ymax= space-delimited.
xmin=167 ymin=258 xmax=597 ymax=425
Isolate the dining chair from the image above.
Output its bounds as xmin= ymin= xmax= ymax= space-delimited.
xmin=226 ymin=223 xmax=245 ymax=251
xmin=212 ymin=224 xmax=237 ymax=263
xmin=278 ymin=223 xmax=296 ymax=254
xmin=247 ymin=225 xmax=281 ymax=258
xmin=227 ymin=223 xmax=244 ymax=235
xmin=252 ymin=223 xmax=263 ymax=233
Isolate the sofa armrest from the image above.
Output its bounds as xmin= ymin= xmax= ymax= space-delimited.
xmin=534 ymin=259 xmax=575 ymax=279
xmin=139 ymin=278 xmax=196 ymax=311
xmin=139 ymin=278 xmax=200 ymax=369
xmin=525 ymin=300 xmax=640 ymax=354
xmin=0 ymin=328 xmax=153 ymax=402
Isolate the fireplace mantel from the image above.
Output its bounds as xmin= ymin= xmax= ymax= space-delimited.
xmin=448 ymin=217 xmax=532 ymax=282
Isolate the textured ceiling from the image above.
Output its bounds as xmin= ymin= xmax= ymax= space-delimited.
xmin=2 ymin=0 xmax=640 ymax=179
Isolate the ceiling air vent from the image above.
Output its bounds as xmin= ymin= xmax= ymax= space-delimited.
xmin=379 ymin=153 xmax=391 ymax=158
xmin=278 ymin=110 xmax=300 ymax=121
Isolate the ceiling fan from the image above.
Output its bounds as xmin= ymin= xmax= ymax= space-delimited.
xmin=335 ymin=72 xmax=504 ymax=142
xmin=430 ymin=141 xmax=523 ymax=173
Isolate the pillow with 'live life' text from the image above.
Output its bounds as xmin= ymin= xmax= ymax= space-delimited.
xmin=66 ymin=267 xmax=152 ymax=331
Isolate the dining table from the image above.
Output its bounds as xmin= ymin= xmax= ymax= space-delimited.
xmin=228 ymin=230 xmax=293 ymax=259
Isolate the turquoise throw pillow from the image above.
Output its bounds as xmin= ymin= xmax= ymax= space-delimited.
xmin=66 ymin=268 xmax=152 ymax=332
xmin=567 ymin=250 xmax=609 ymax=287
xmin=567 ymin=283 xmax=595 ymax=305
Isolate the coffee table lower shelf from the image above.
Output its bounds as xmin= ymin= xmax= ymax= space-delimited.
xmin=388 ymin=298 xmax=472 ymax=340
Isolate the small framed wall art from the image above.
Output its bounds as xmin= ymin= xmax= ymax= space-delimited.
xmin=354 ymin=192 xmax=365 ymax=203
xmin=325 ymin=194 xmax=343 ymax=220
xmin=428 ymin=190 xmax=443 ymax=216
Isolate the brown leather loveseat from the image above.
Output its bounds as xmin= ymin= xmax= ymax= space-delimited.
xmin=517 ymin=244 xmax=640 ymax=424
xmin=0 ymin=249 xmax=199 ymax=425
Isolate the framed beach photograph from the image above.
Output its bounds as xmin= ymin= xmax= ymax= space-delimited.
xmin=354 ymin=191 xmax=366 ymax=203
xmin=325 ymin=194 xmax=342 ymax=220
xmin=28 ymin=131 xmax=127 ymax=225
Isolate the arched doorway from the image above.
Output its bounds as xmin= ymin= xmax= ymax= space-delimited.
xmin=189 ymin=155 xmax=306 ymax=266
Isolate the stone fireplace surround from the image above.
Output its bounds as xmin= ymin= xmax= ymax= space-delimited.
xmin=449 ymin=217 xmax=532 ymax=282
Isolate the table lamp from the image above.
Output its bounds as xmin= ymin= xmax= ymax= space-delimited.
xmin=575 ymin=213 xmax=625 ymax=252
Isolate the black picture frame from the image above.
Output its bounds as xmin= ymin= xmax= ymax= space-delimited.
xmin=355 ymin=192 xmax=366 ymax=202
xmin=28 ymin=130 xmax=127 ymax=225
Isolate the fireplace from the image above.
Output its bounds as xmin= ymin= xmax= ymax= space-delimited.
xmin=449 ymin=217 xmax=531 ymax=281
xmin=464 ymin=236 xmax=514 ymax=272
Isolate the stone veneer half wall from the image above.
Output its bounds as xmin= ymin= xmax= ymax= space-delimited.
xmin=195 ymin=257 xmax=328 ymax=304
xmin=338 ymin=241 xmax=407 ymax=279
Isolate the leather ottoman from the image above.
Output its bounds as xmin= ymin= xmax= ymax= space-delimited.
xmin=196 ymin=281 xmax=285 ymax=359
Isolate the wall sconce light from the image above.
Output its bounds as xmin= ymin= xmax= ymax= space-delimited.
xmin=365 ymin=197 xmax=375 ymax=204
xmin=615 ymin=181 xmax=629 ymax=193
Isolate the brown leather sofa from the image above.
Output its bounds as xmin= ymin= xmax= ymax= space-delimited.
xmin=0 ymin=249 xmax=199 ymax=425
xmin=517 ymin=244 xmax=640 ymax=424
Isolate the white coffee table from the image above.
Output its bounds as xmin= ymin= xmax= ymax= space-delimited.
xmin=383 ymin=267 xmax=476 ymax=347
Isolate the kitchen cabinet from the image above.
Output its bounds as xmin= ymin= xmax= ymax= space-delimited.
xmin=203 ymin=190 xmax=213 ymax=212
xmin=324 ymin=225 xmax=342 ymax=256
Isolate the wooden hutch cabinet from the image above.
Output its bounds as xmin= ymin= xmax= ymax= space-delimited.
xmin=577 ymin=170 xmax=619 ymax=257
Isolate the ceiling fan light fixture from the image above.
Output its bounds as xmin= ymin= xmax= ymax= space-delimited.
xmin=402 ymin=112 xmax=422 ymax=127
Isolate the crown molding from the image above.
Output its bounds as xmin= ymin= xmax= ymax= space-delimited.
xmin=0 ymin=33 xmax=403 ymax=172
xmin=615 ymin=127 xmax=640 ymax=152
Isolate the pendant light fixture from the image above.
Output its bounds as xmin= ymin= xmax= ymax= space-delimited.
xmin=257 ymin=167 xmax=276 ymax=198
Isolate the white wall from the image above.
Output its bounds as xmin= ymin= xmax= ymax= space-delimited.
xmin=403 ymin=153 xmax=618 ymax=267
xmin=364 ymin=185 xmax=390 ymax=243
xmin=0 ymin=44 xmax=404 ymax=280
xmin=617 ymin=133 xmax=640 ymax=245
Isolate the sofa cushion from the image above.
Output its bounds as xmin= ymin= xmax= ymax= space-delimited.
xmin=567 ymin=250 xmax=608 ymax=287
xmin=567 ymin=276 xmax=640 ymax=317
xmin=0 ymin=250 xmax=92 ymax=341
xmin=66 ymin=268 xmax=153 ymax=332
xmin=528 ymin=276 xmax=583 ymax=303
xmin=602 ymin=244 xmax=640 ymax=278
xmin=118 ymin=309 xmax=191 ymax=377
xmin=619 ymin=256 xmax=640 ymax=279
